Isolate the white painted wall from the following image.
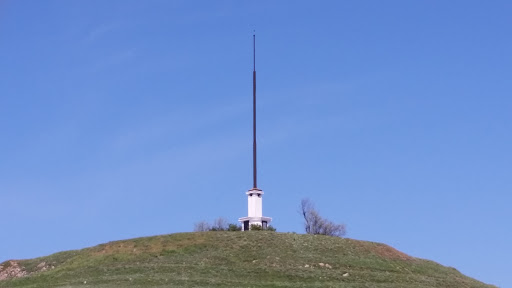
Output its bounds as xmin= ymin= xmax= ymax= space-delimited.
xmin=247 ymin=189 xmax=262 ymax=217
xmin=255 ymin=194 xmax=262 ymax=217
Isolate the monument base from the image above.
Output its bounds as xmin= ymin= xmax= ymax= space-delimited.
xmin=238 ymin=216 xmax=272 ymax=231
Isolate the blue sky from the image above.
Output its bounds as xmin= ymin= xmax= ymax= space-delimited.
xmin=1 ymin=1 xmax=511 ymax=286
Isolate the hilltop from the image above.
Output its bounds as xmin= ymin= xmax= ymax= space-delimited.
xmin=0 ymin=232 xmax=496 ymax=287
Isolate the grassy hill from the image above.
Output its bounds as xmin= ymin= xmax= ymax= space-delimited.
xmin=0 ymin=232 xmax=496 ymax=287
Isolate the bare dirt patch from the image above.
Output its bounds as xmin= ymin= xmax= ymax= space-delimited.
xmin=0 ymin=261 xmax=27 ymax=280
xmin=372 ymin=244 xmax=414 ymax=261
xmin=351 ymin=240 xmax=414 ymax=261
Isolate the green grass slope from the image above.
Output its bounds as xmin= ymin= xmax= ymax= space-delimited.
xmin=0 ymin=232 xmax=496 ymax=288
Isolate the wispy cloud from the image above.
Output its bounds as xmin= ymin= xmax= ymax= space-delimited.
xmin=93 ymin=48 xmax=137 ymax=70
xmin=110 ymin=48 xmax=136 ymax=63
xmin=86 ymin=22 xmax=119 ymax=42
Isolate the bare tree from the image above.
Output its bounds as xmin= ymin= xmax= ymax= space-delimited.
xmin=300 ymin=198 xmax=346 ymax=237
xmin=211 ymin=217 xmax=229 ymax=231
xmin=193 ymin=221 xmax=211 ymax=232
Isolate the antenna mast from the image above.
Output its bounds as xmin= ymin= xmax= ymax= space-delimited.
xmin=252 ymin=33 xmax=257 ymax=189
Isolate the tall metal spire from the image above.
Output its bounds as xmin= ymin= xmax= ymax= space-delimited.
xmin=238 ymin=33 xmax=272 ymax=231
xmin=252 ymin=33 xmax=257 ymax=189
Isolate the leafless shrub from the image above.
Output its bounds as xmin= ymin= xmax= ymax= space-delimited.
xmin=193 ymin=221 xmax=211 ymax=232
xmin=300 ymin=198 xmax=346 ymax=237
xmin=211 ymin=217 xmax=229 ymax=231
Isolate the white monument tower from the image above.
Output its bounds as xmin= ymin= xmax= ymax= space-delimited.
xmin=238 ymin=34 xmax=272 ymax=231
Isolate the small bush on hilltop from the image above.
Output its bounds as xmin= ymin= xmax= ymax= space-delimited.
xmin=194 ymin=218 xmax=275 ymax=232
xmin=193 ymin=221 xmax=211 ymax=232
xmin=194 ymin=218 xmax=242 ymax=232
xmin=250 ymin=224 xmax=262 ymax=231
xmin=266 ymin=225 xmax=276 ymax=232
xmin=228 ymin=224 xmax=242 ymax=231
xmin=250 ymin=224 xmax=276 ymax=231
xmin=210 ymin=217 xmax=229 ymax=231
